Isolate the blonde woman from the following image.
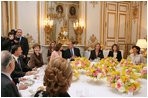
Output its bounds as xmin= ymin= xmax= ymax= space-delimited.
xmin=34 ymin=57 xmax=73 ymax=97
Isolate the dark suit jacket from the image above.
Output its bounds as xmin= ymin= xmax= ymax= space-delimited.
xmin=1 ymin=73 xmax=20 ymax=97
xmin=89 ymin=50 xmax=104 ymax=60
xmin=11 ymin=57 xmax=32 ymax=84
xmin=108 ymin=51 xmax=122 ymax=62
xmin=19 ymin=37 xmax=29 ymax=56
xmin=1 ymin=38 xmax=16 ymax=51
xmin=34 ymin=90 xmax=70 ymax=97
xmin=64 ymin=47 xmax=81 ymax=59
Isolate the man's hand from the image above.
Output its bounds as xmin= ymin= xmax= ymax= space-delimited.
xmin=19 ymin=77 xmax=27 ymax=82
xmin=32 ymin=67 xmax=37 ymax=71
xmin=25 ymin=71 xmax=32 ymax=76
xmin=70 ymin=56 xmax=75 ymax=59
xmin=14 ymin=40 xmax=18 ymax=43
xmin=19 ymin=84 xmax=28 ymax=90
xmin=23 ymin=55 xmax=26 ymax=58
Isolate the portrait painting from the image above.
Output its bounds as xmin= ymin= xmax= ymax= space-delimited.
xmin=56 ymin=4 xmax=64 ymax=15
xmin=69 ymin=5 xmax=77 ymax=18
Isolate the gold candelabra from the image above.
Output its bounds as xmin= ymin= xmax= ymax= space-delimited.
xmin=73 ymin=20 xmax=85 ymax=45
xmin=44 ymin=17 xmax=54 ymax=44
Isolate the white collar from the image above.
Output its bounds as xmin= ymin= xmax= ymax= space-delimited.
xmin=12 ymin=54 xmax=18 ymax=61
xmin=1 ymin=72 xmax=12 ymax=81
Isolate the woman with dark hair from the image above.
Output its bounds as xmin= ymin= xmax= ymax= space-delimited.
xmin=128 ymin=45 xmax=144 ymax=65
xmin=28 ymin=43 xmax=44 ymax=68
xmin=50 ymin=43 xmax=63 ymax=61
xmin=34 ymin=57 xmax=73 ymax=97
xmin=89 ymin=43 xmax=104 ymax=61
xmin=108 ymin=44 xmax=122 ymax=62
xmin=47 ymin=41 xmax=56 ymax=62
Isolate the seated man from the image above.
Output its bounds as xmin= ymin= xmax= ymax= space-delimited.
xmin=64 ymin=41 xmax=81 ymax=60
xmin=1 ymin=51 xmax=27 ymax=97
xmin=11 ymin=45 xmax=36 ymax=84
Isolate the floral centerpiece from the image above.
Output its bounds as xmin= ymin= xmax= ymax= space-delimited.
xmin=107 ymin=70 xmax=141 ymax=94
xmin=123 ymin=63 xmax=147 ymax=79
xmin=119 ymin=58 xmax=134 ymax=68
xmin=99 ymin=57 xmax=118 ymax=76
xmin=72 ymin=69 xmax=80 ymax=81
xmin=71 ymin=57 xmax=91 ymax=72
xmin=86 ymin=63 xmax=105 ymax=80
xmin=71 ymin=63 xmax=80 ymax=81
xmin=138 ymin=64 xmax=147 ymax=79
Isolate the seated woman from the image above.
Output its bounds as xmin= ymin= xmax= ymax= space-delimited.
xmin=108 ymin=44 xmax=122 ymax=62
xmin=28 ymin=43 xmax=44 ymax=68
xmin=34 ymin=57 xmax=73 ymax=97
xmin=47 ymin=41 xmax=56 ymax=62
xmin=128 ymin=46 xmax=145 ymax=65
xmin=89 ymin=43 xmax=104 ymax=61
xmin=50 ymin=43 xmax=63 ymax=61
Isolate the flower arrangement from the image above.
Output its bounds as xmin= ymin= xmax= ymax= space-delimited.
xmin=123 ymin=63 xmax=147 ymax=79
xmin=86 ymin=63 xmax=105 ymax=79
xmin=141 ymin=67 xmax=147 ymax=79
xmin=107 ymin=70 xmax=141 ymax=94
xmin=99 ymin=57 xmax=118 ymax=76
xmin=71 ymin=63 xmax=80 ymax=81
xmin=72 ymin=69 xmax=80 ymax=81
xmin=71 ymin=57 xmax=91 ymax=71
xmin=100 ymin=57 xmax=119 ymax=67
xmin=119 ymin=58 xmax=134 ymax=68
xmin=138 ymin=64 xmax=147 ymax=79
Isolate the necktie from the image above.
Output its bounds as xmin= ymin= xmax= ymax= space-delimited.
xmin=12 ymin=80 xmax=15 ymax=85
xmin=70 ymin=49 xmax=73 ymax=57
xmin=17 ymin=58 xmax=22 ymax=71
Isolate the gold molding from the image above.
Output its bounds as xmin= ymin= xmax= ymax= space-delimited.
xmin=103 ymin=1 xmax=106 ymax=44
xmin=139 ymin=1 xmax=142 ymax=39
xmin=106 ymin=40 xmax=115 ymax=47
xmin=10 ymin=1 xmax=13 ymax=30
xmin=79 ymin=1 xmax=81 ymax=18
xmin=6 ymin=2 xmax=9 ymax=35
xmin=107 ymin=12 xmax=116 ymax=39
xmin=136 ymin=2 xmax=139 ymax=42
xmin=107 ymin=3 xmax=117 ymax=11
xmin=15 ymin=1 xmax=17 ymax=29
xmin=84 ymin=1 xmax=87 ymax=46
xmin=100 ymin=1 xmax=102 ymax=43
xmin=45 ymin=1 xmax=47 ymax=44
xmin=119 ymin=5 xmax=127 ymax=12
xmin=1 ymin=2 xmax=4 ymax=36
xmin=127 ymin=2 xmax=131 ymax=44
xmin=118 ymin=13 xmax=127 ymax=39
xmin=38 ymin=1 xmax=40 ymax=44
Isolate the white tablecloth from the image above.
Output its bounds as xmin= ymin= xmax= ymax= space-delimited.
xmin=19 ymin=64 xmax=147 ymax=97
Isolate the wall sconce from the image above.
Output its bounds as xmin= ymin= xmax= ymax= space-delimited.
xmin=44 ymin=17 xmax=54 ymax=33
xmin=44 ymin=17 xmax=54 ymax=44
xmin=73 ymin=20 xmax=85 ymax=45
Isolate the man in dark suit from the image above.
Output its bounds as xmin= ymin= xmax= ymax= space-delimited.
xmin=11 ymin=45 xmax=37 ymax=84
xmin=64 ymin=41 xmax=81 ymax=60
xmin=1 ymin=51 xmax=28 ymax=97
xmin=16 ymin=29 xmax=29 ymax=64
